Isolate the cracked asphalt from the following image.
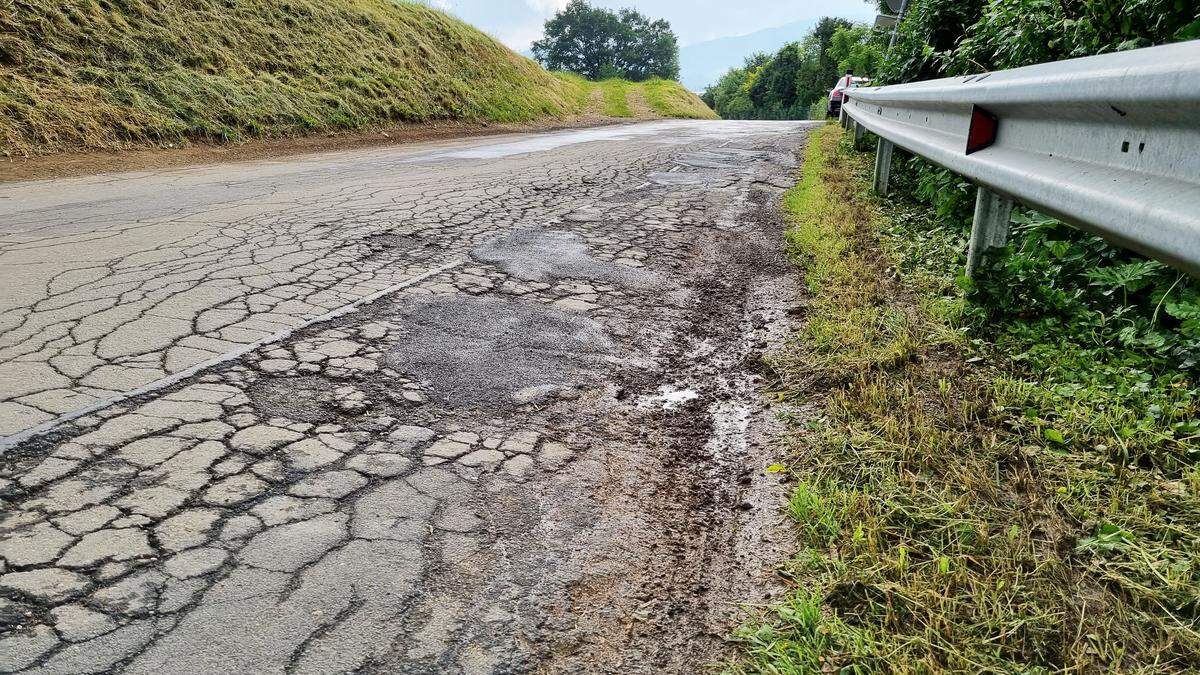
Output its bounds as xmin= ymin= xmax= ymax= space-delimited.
xmin=0 ymin=120 xmax=814 ymax=673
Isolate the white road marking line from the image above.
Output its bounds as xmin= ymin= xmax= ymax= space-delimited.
xmin=0 ymin=257 xmax=466 ymax=452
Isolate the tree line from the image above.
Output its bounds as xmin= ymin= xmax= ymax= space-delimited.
xmin=704 ymin=0 xmax=1197 ymax=120
xmin=700 ymin=18 xmax=883 ymax=120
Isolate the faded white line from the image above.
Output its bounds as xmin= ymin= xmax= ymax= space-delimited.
xmin=0 ymin=258 xmax=465 ymax=452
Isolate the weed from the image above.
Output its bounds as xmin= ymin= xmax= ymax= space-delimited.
xmin=729 ymin=124 xmax=1200 ymax=672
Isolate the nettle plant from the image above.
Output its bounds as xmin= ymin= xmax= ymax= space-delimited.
xmin=967 ymin=212 xmax=1200 ymax=466
xmin=890 ymin=156 xmax=1200 ymax=468
xmin=970 ymin=212 xmax=1200 ymax=370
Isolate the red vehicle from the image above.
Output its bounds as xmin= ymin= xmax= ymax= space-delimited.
xmin=827 ymin=74 xmax=871 ymax=117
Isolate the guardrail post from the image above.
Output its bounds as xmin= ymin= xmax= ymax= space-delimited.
xmin=839 ymin=105 xmax=848 ymax=127
xmin=853 ymin=120 xmax=866 ymax=149
xmin=873 ymin=139 xmax=894 ymax=196
xmin=966 ymin=187 xmax=1014 ymax=276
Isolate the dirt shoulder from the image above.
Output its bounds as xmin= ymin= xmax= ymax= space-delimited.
xmin=0 ymin=115 xmax=633 ymax=184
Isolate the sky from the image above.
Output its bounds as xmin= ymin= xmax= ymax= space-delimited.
xmin=420 ymin=0 xmax=877 ymax=51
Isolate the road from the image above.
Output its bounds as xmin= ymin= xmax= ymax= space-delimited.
xmin=0 ymin=120 xmax=812 ymax=673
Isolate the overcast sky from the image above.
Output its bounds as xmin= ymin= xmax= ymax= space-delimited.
xmin=421 ymin=0 xmax=876 ymax=50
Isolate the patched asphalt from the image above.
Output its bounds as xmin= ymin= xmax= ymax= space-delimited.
xmin=0 ymin=120 xmax=814 ymax=673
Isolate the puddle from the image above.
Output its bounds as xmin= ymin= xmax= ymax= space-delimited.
xmin=672 ymin=150 xmax=763 ymax=171
xmin=639 ymin=386 xmax=701 ymax=410
xmin=403 ymin=121 xmax=691 ymax=161
xmin=471 ymin=229 xmax=664 ymax=290
xmin=385 ymin=295 xmax=621 ymax=407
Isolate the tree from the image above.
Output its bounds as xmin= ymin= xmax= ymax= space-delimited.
xmin=704 ymin=54 xmax=763 ymax=119
xmin=614 ymin=8 xmax=679 ymax=81
xmin=793 ymin=17 xmax=856 ymax=108
xmin=706 ymin=17 xmax=865 ymax=120
xmin=749 ymin=42 xmax=805 ymax=112
xmin=827 ymin=25 xmax=885 ymax=79
xmin=531 ymin=0 xmax=680 ymax=81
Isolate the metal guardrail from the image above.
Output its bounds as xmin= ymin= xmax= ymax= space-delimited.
xmin=841 ymin=40 xmax=1200 ymax=276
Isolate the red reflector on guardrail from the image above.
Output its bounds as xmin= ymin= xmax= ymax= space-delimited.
xmin=966 ymin=105 xmax=999 ymax=154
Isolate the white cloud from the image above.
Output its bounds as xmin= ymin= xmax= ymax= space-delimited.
xmin=494 ymin=23 xmax=545 ymax=51
xmin=523 ymin=0 xmax=569 ymax=14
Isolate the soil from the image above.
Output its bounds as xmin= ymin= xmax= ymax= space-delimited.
xmin=539 ymin=183 xmax=807 ymax=671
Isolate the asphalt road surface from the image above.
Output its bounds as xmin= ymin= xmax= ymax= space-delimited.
xmin=0 ymin=120 xmax=813 ymax=673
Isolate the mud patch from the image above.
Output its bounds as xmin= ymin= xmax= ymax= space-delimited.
xmin=639 ymin=386 xmax=701 ymax=410
xmin=471 ymin=229 xmax=663 ymax=290
xmin=246 ymin=375 xmax=341 ymax=423
xmin=385 ymin=295 xmax=622 ymax=407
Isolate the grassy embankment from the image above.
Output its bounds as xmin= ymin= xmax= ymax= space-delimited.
xmin=730 ymin=125 xmax=1200 ymax=672
xmin=0 ymin=0 xmax=713 ymax=157
xmin=552 ymin=74 xmax=715 ymax=120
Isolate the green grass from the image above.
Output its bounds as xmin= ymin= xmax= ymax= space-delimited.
xmin=0 ymin=0 xmax=714 ymax=156
xmin=728 ymin=124 xmax=1200 ymax=672
xmin=639 ymin=78 xmax=719 ymax=119
xmin=597 ymin=78 xmax=634 ymax=117
xmin=554 ymin=73 xmax=716 ymax=120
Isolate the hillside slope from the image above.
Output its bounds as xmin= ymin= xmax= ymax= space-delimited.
xmin=0 ymin=0 xmax=713 ymax=157
xmin=560 ymin=75 xmax=717 ymax=120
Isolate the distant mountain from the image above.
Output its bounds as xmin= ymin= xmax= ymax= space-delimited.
xmin=679 ymin=19 xmax=818 ymax=92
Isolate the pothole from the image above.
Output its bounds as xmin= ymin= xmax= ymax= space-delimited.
xmin=471 ymin=229 xmax=663 ymax=290
xmin=385 ymin=295 xmax=622 ymax=407
xmin=646 ymin=171 xmax=731 ymax=187
xmin=672 ymin=150 xmax=761 ymax=170
xmin=364 ymin=232 xmax=435 ymax=256
xmin=246 ymin=375 xmax=341 ymax=423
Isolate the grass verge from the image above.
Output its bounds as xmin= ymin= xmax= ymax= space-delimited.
xmin=728 ymin=124 xmax=1200 ymax=672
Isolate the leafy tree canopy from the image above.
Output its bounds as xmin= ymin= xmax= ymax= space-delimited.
xmin=878 ymin=0 xmax=1199 ymax=84
xmin=531 ymin=0 xmax=679 ymax=81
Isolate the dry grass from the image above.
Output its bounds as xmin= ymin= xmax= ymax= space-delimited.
xmin=0 ymin=0 xmax=713 ymax=156
xmin=727 ymin=124 xmax=1200 ymax=673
